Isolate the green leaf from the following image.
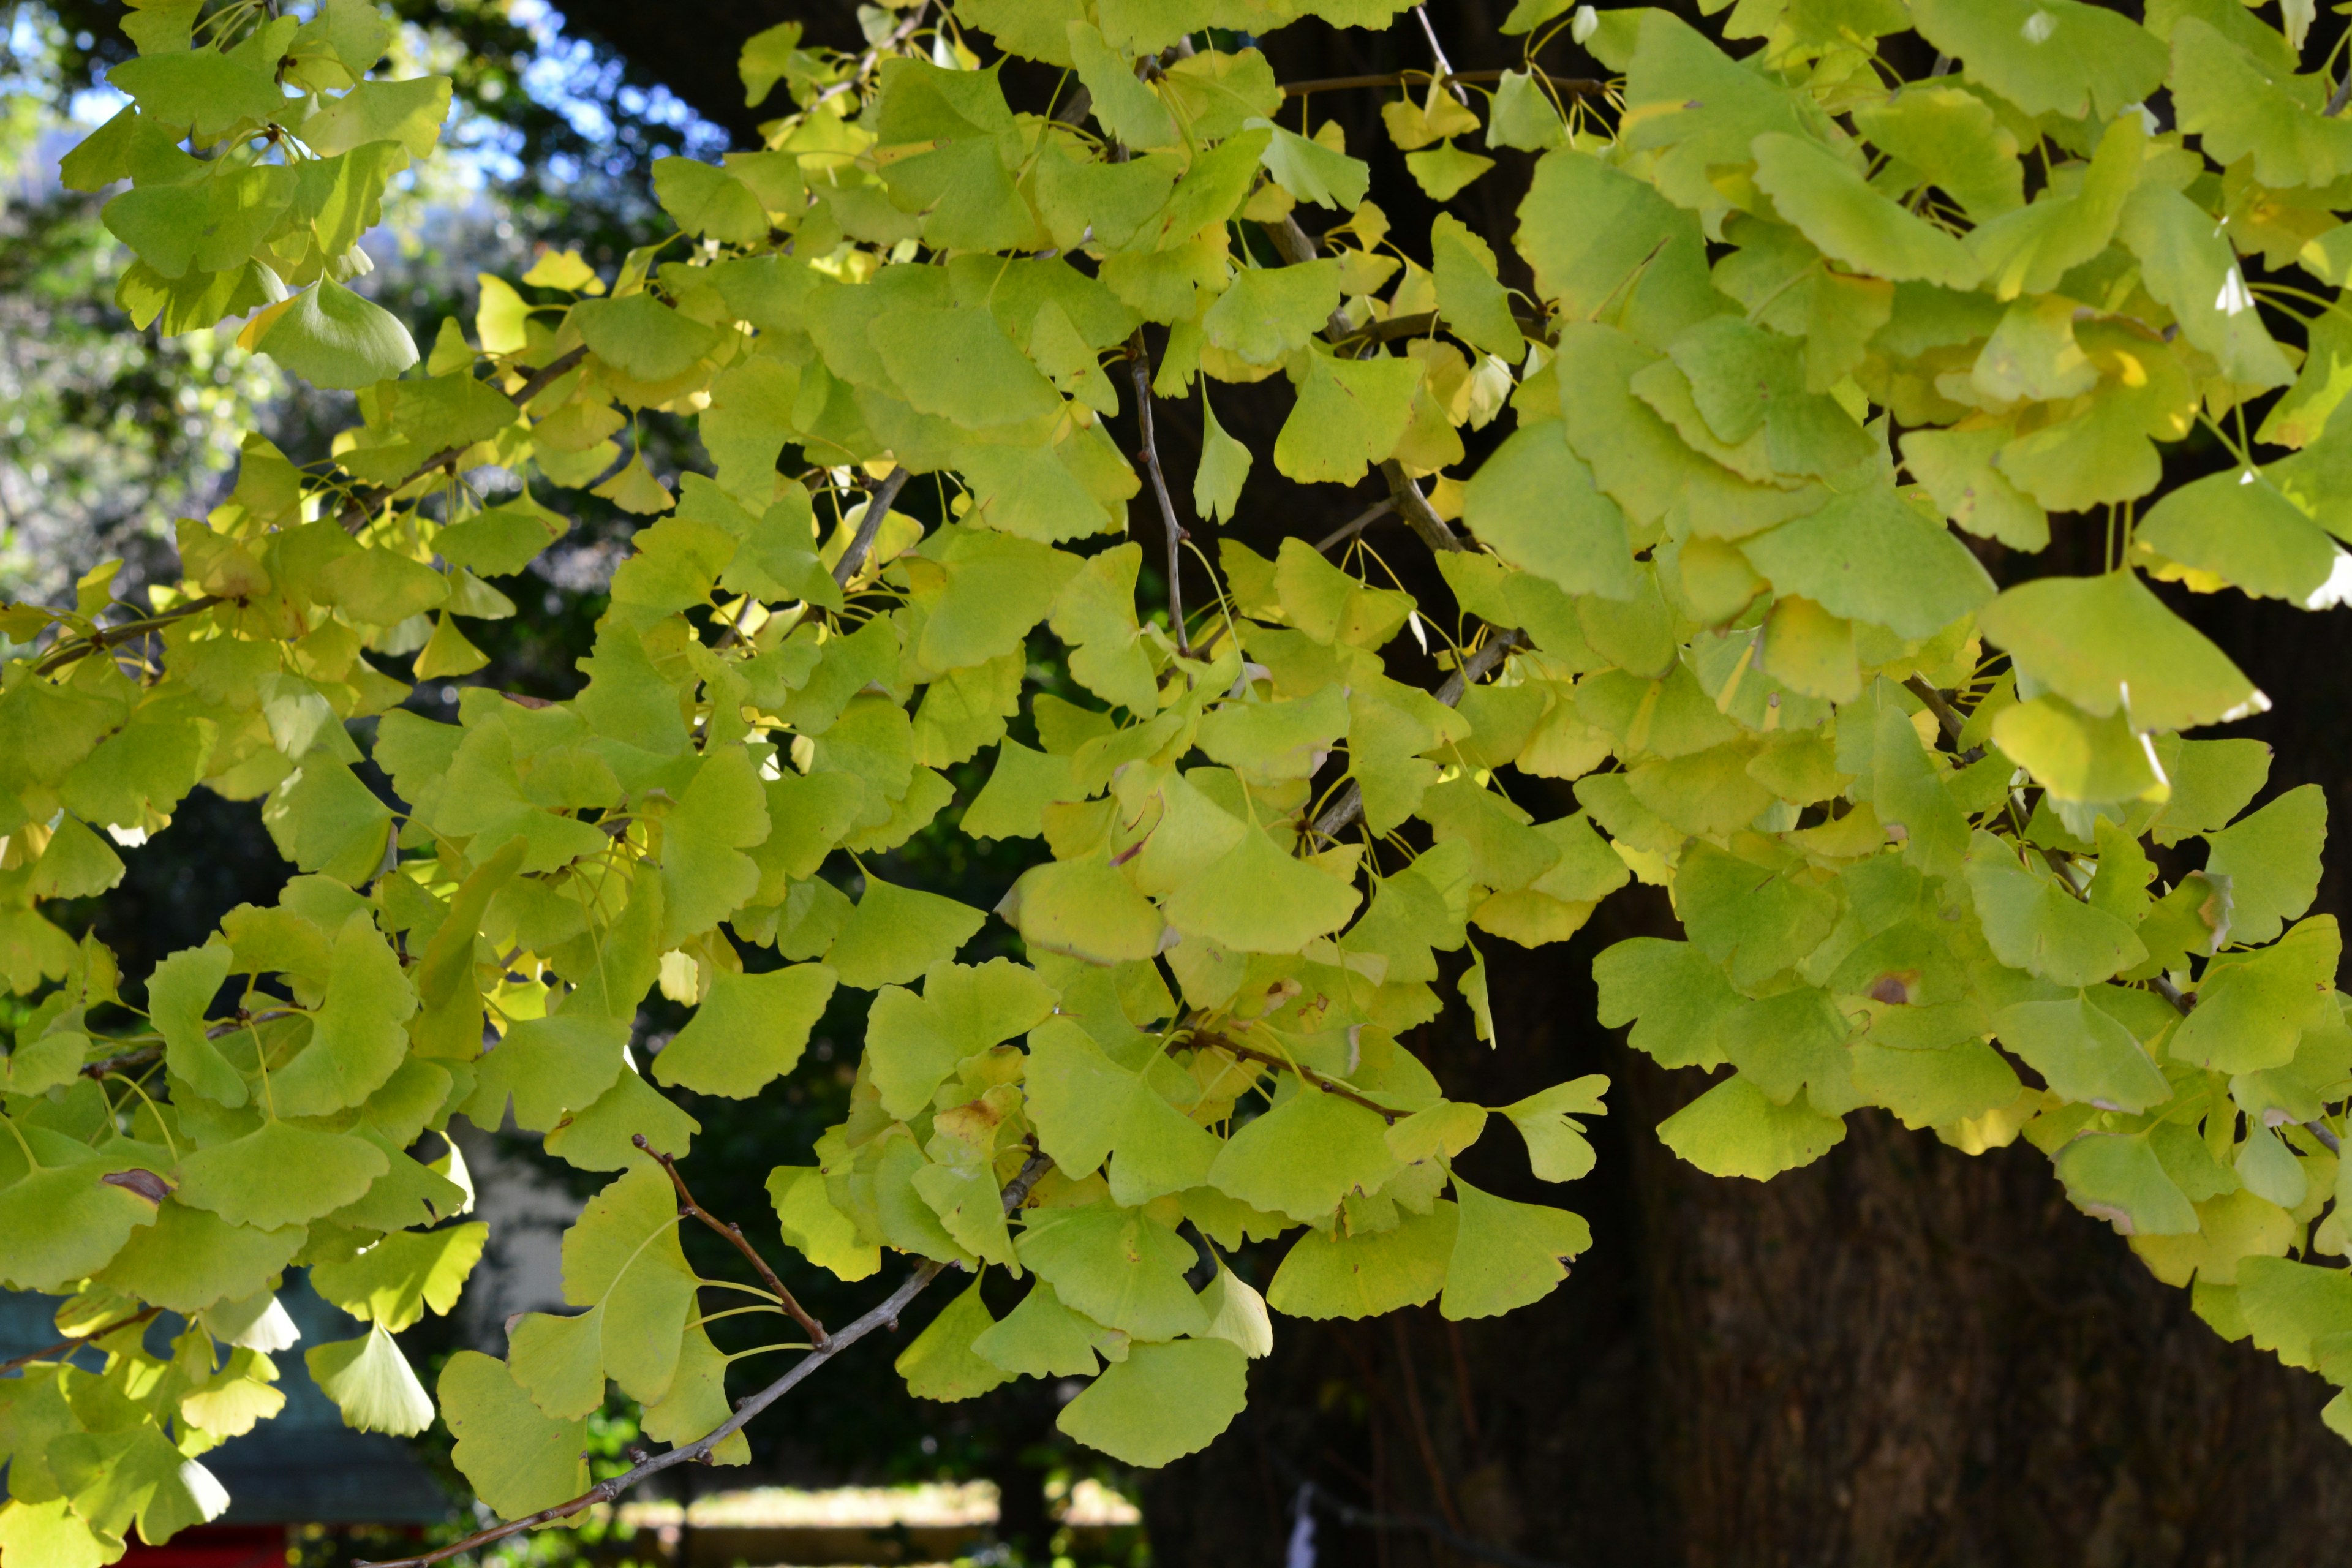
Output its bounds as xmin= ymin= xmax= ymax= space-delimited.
xmin=467 ymin=1012 xmax=630 ymax=1133
xmin=1016 ymin=1201 xmax=1210 ymax=1340
xmin=272 ymin=912 xmax=416 ymax=1117
xmin=867 ymin=959 xmax=1057 ymax=1120
xmin=1273 ymin=351 xmax=1423 ymax=484
xmin=897 ymin=1274 xmax=1013 ymax=1401
xmin=92 ymin=1200 xmax=303 ymax=1314
xmin=1207 ymin=1085 xmax=1398 ymax=1223
xmin=2118 ymin=184 xmax=2294 ymax=391
xmin=1406 ymin=142 xmax=1495 ymax=201
xmin=300 ymin=75 xmax=452 ymax=158
xmin=652 ymin=156 xmax=769 ymax=247
xmin=573 ymin=292 xmax=722 ymax=383
xmin=653 ymin=963 xmax=837 ymax=1098
xmin=1666 ymin=315 xmax=1877 ymax=478
xmin=439 ymin=1350 xmax=589 ymax=1521
xmin=148 ymin=943 xmax=244 ymax=1107
xmin=1003 ymin=857 xmax=1168 ymax=966
xmin=1250 ymin=118 xmax=1370 ymax=209
xmin=2203 ymin=784 xmax=2327 ymax=947
xmin=1851 ymin=86 xmax=2022 ymax=221
xmin=2056 ymin=1133 xmax=2198 ymax=1236
xmin=256 ymin=279 xmax=419 ymax=390
xmin=1058 ymin=1336 xmax=1248 ymax=1466
xmin=108 ymin=48 xmax=283 ymax=141
xmin=307 ymin=1224 xmax=487 ymax=1334
xmin=768 ymin=1164 xmax=881 ymax=1282
xmin=2168 ymin=17 xmax=2352 ymax=189
xmin=1963 ymin=831 xmax=2147 ymax=986
xmin=2138 ymin=470 xmax=2335 ymax=605
xmin=1593 ymin=937 xmax=1740 ymax=1069
xmin=1438 ymin=1175 xmax=1589 ymax=1321
xmin=827 ymin=873 xmax=987 ymax=990
xmin=1161 ymin=826 xmax=1361 ymax=954
xmin=0 ymin=1156 xmax=164 ymax=1292
xmin=1908 ymin=0 xmax=2167 ymax=120
xmin=1751 ymin=132 xmax=1983 ymax=290
xmin=2169 ymin=917 xmax=2339 ymax=1074
xmin=1193 ymin=390 xmax=1253 ymax=524
xmin=913 ymin=526 xmax=1082 ymax=671
xmin=1974 ymin=571 xmax=2266 ymax=734
xmin=305 ymin=1323 xmax=434 ymax=1436
xmin=1268 ymin=1202 xmax=1458 ymax=1318
xmin=641 ymin=1322 xmax=750 ymax=1466
xmin=1202 ymin=259 xmax=1339 ymax=366
xmin=1498 ymin=1076 xmax=1609 ymax=1182
xmin=1460 ymin=421 xmax=1641 ymax=600
xmin=175 ymin=1121 xmax=390 ymax=1230
xmin=1992 ymin=996 xmax=2169 ymax=1111
xmin=1656 ymin=1072 xmax=1845 ymax=1178
xmin=1068 ymin=19 xmax=1177 ymax=147
xmin=1742 ymin=488 xmax=1996 ymax=640
xmin=1025 ymin=1017 xmax=1219 ymax=1205
xmin=973 ymin=1278 xmax=1107 ymax=1377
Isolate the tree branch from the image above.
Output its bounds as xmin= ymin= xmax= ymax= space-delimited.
xmin=1185 ymin=1032 xmax=1404 ymax=1123
xmin=831 ymin=466 xmax=913 ymax=588
xmin=0 ymin=1307 xmax=159 ymax=1374
xmin=1314 ymin=497 xmax=1395 ymax=554
xmin=1127 ymin=330 xmax=1191 ymax=655
xmin=635 ymin=1134 xmax=827 ymax=1346
xmin=1311 ymin=628 xmax=1526 ymax=841
xmin=352 ymin=1151 xmax=1054 ymax=1568
xmin=1281 ymin=67 xmax=1605 ymax=99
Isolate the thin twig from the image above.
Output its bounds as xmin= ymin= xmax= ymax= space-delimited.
xmin=635 ymin=1134 xmax=827 ymax=1347
xmin=831 ymin=466 xmax=912 ymax=588
xmin=1 ymin=1308 xmax=160 ymax=1374
xmin=34 ymin=600 xmax=222 ymax=677
xmin=356 ymin=1152 xmax=1052 ymax=1568
xmin=1386 ymin=1316 xmax=1465 ymax=1530
xmin=80 ymin=1044 xmax=162 ymax=1081
xmin=2331 ymin=72 xmax=2352 ymax=117
xmin=1185 ymin=1032 xmax=1404 ymax=1123
xmin=1349 ymin=309 xmax=1556 ymax=349
xmin=1281 ymin=68 xmax=1605 ymax=99
xmin=334 ymin=345 xmax=592 ymax=535
xmin=1313 ymin=630 xmax=1525 ymax=841
xmin=1315 ymin=498 xmax=1395 ymax=554
xmin=812 ymin=0 xmax=933 ymax=109
xmin=1127 ymin=330 xmax=1190 ymax=655
xmin=1412 ymin=7 xmax=1470 ymax=105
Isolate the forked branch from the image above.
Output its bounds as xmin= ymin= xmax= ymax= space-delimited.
xmin=1311 ymin=628 xmax=1527 ymax=840
xmin=635 ymin=1133 xmax=827 ymax=1346
xmin=352 ymin=1150 xmax=1054 ymax=1568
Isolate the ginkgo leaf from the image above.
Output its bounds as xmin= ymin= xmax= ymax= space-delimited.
xmin=1741 ymin=488 xmax=1996 ymax=640
xmin=897 ymin=1274 xmax=1013 ymax=1401
xmin=439 ymin=1351 xmax=589 ymax=1521
xmin=306 ymin=1323 xmax=435 ymax=1436
xmin=1268 ymin=1203 xmax=1458 ymax=1319
xmin=1498 ymin=1076 xmax=1608 ymax=1182
xmin=827 ymin=874 xmax=987 ymax=990
xmin=1025 ymin=1017 xmax=1219 ymax=1204
xmin=1438 ymin=1176 xmax=1589 ymax=1320
xmin=1058 ymin=1338 xmax=1248 ymax=1466
xmin=1976 ymin=572 xmax=2265 ymax=734
xmin=653 ymin=963 xmax=837 ymax=1098
xmin=2203 ymin=784 xmax=2326 ymax=947
xmin=1207 ymin=1085 xmax=1398 ymax=1223
xmin=1656 ymin=1073 xmax=1845 ymax=1179
xmin=1751 ymin=133 xmax=1983 ymax=290
xmin=255 ymin=280 xmax=419 ymax=390
xmin=1161 ymin=827 xmax=1361 ymax=953
xmin=175 ymin=1121 xmax=390 ymax=1231
xmin=1015 ymin=1201 xmax=1210 ymax=1340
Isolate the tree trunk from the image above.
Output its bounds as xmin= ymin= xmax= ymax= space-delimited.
xmin=1142 ymin=876 xmax=2352 ymax=1566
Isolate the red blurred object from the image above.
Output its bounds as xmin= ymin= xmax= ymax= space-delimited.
xmin=121 ymin=1525 xmax=285 ymax=1567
